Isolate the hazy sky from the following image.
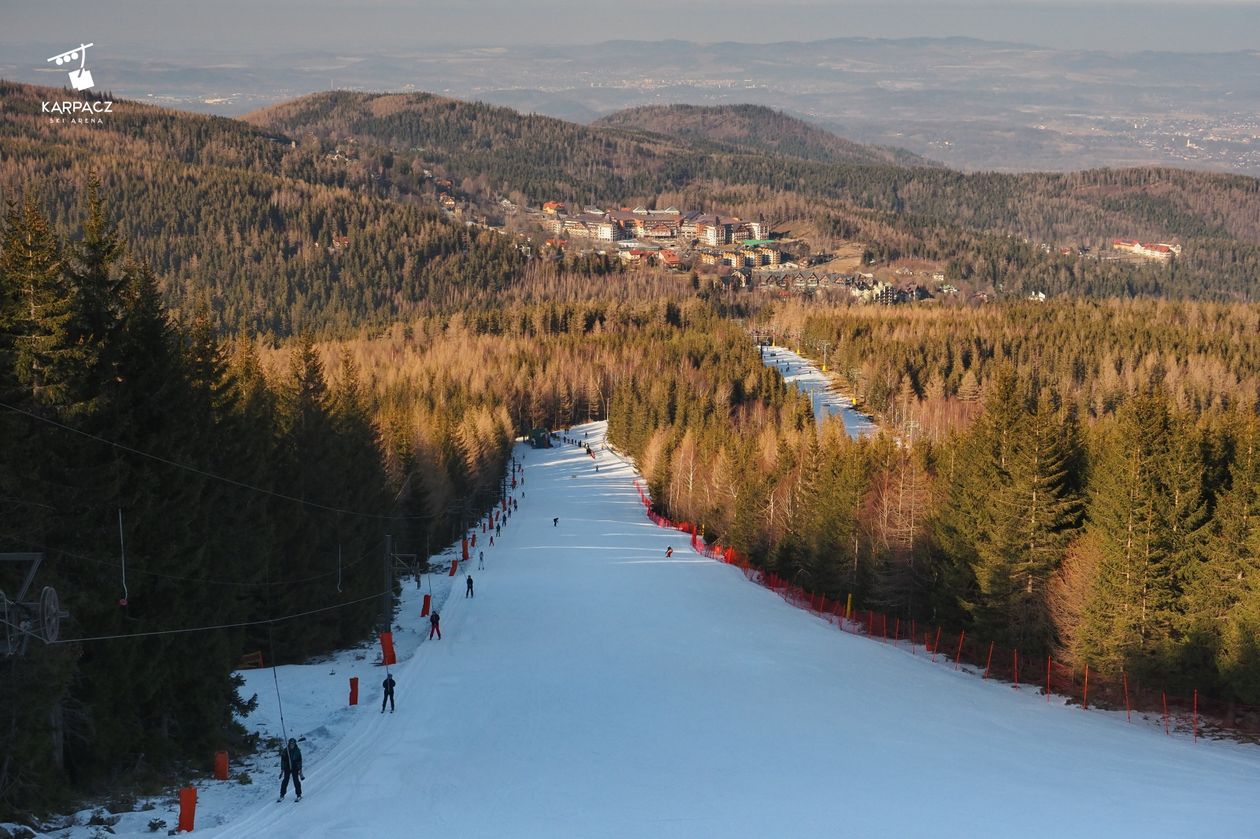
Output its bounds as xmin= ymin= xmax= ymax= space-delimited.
xmin=2 ymin=0 xmax=1259 ymax=54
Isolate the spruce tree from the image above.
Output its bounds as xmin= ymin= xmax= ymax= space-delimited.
xmin=1076 ymin=392 xmax=1206 ymax=676
xmin=996 ymin=393 xmax=1082 ymax=652
xmin=1186 ymin=419 xmax=1260 ymax=701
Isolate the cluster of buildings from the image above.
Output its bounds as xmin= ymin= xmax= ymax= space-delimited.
xmin=1112 ymin=239 xmax=1182 ymax=262
xmin=748 ymin=270 xmax=931 ymax=304
xmin=537 ymin=202 xmax=765 ymax=246
xmin=697 ymin=242 xmax=784 ymax=268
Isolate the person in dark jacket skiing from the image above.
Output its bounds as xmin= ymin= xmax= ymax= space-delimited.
xmin=381 ymin=673 xmax=396 ymax=713
xmin=553 ymin=517 xmax=559 ymax=527
xmin=466 ymin=575 xmax=474 ymax=598
xmin=429 ymin=611 xmax=441 ymax=640
xmin=665 ymin=546 xmax=673 ymax=558
xmin=478 ymin=550 xmax=484 ymax=570
xmin=278 ymin=738 xmax=303 ymax=801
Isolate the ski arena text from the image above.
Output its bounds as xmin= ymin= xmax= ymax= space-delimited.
xmin=43 ymin=99 xmax=113 ymax=124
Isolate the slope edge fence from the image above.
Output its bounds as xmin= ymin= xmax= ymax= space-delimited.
xmin=634 ymin=479 xmax=1260 ymax=744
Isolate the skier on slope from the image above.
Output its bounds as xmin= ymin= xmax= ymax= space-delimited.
xmin=466 ymin=575 xmax=475 ymax=598
xmin=666 ymin=546 xmax=673 ymax=558
xmin=381 ymin=673 xmax=396 ymax=714
xmin=278 ymin=738 xmax=304 ymax=802
xmin=429 ymin=611 xmax=441 ymax=640
xmin=478 ymin=550 xmax=485 ymax=570
xmin=553 ymin=517 xmax=559 ymax=527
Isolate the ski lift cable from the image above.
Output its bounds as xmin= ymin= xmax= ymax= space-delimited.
xmin=0 ymin=534 xmax=381 ymax=589
xmin=0 ymin=400 xmax=447 ymax=522
xmin=117 ymin=508 xmax=129 ymax=605
xmin=0 ymin=589 xmax=388 ymax=644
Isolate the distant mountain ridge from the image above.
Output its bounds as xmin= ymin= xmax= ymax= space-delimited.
xmin=594 ymin=104 xmax=934 ymax=168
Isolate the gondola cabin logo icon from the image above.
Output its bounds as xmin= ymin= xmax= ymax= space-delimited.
xmin=49 ymin=42 xmax=95 ymax=90
xmin=41 ymin=42 xmax=113 ymax=124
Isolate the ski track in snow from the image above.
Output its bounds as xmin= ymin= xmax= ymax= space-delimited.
xmin=763 ymin=345 xmax=877 ymax=437
xmin=41 ymin=421 xmax=1260 ymax=838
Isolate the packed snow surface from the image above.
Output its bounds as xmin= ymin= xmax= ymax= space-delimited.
xmin=38 ymin=421 xmax=1260 ymax=838
xmin=762 ymin=345 xmax=877 ymax=437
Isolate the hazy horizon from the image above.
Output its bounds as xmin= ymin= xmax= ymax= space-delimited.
xmin=2 ymin=0 xmax=1259 ymax=55
xmin=4 ymin=0 xmax=1259 ymax=176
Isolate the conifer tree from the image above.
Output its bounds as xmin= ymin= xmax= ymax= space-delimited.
xmin=995 ymin=393 xmax=1082 ymax=651
xmin=1076 ymin=393 xmax=1206 ymax=676
xmin=1186 ymin=419 xmax=1260 ymax=701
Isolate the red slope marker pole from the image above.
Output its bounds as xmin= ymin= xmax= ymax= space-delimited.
xmin=1046 ymin=656 xmax=1051 ymax=702
xmin=178 ymin=788 xmax=196 ymax=833
xmin=1193 ymin=689 xmax=1199 ymax=744
xmin=1083 ymin=664 xmax=1089 ymax=710
xmin=1013 ymin=650 xmax=1020 ymax=687
xmin=1162 ymin=691 xmax=1170 ymax=735
xmin=955 ymin=631 xmax=965 ymax=669
xmin=984 ymin=641 xmax=994 ymax=679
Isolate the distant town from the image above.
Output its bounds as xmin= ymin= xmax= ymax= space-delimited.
xmin=315 ymin=144 xmax=1183 ymax=306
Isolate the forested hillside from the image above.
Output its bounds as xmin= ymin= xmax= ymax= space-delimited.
xmin=5 ymin=81 xmax=1260 ymax=317
xmin=0 ymin=188 xmax=515 ymax=816
xmin=247 ymin=91 xmax=1260 ymax=250
xmin=594 ymin=103 xmax=932 ymax=167
xmin=759 ymin=299 xmax=1260 ymax=437
xmin=244 ymin=89 xmax=1260 ymax=299
xmin=606 ymin=302 xmax=1260 ymax=711
xmin=0 ymin=82 xmax=525 ymax=335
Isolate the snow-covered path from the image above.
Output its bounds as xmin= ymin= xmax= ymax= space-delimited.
xmin=200 ymin=422 xmax=1258 ymax=838
xmin=763 ymin=345 xmax=877 ymax=437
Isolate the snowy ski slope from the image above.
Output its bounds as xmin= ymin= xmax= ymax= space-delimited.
xmin=762 ymin=346 xmax=876 ymax=438
xmin=173 ymin=422 xmax=1260 ymax=838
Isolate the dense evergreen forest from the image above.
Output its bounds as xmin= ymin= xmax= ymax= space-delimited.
xmin=759 ymin=299 xmax=1260 ymax=438
xmin=0 ymin=191 xmax=514 ymax=817
xmin=604 ymin=302 xmax=1260 ymax=718
xmin=0 ymin=83 xmax=526 ymax=335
